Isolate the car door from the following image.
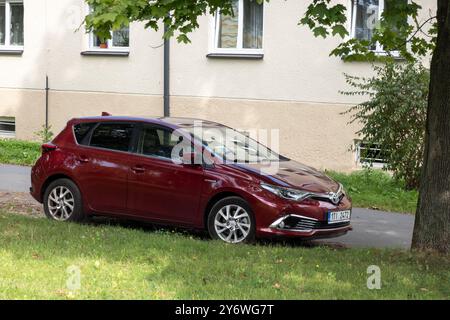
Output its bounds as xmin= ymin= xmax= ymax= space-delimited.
xmin=127 ymin=124 xmax=205 ymax=225
xmin=74 ymin=122 xmax=136 ymax=215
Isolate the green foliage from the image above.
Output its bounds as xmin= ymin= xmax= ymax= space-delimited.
xmin=299 ymin=0 xmax=348 ymax=38
xmin=84 ymin=0 xmax=436 ymax=63
xmin=341 ymin=61 xmax=429 ymax=190
xmin=0 ymin=139 xmax=41 ymax=166
xmin=34 ymin=125 xmax=54 ymax=143
xmin=300 ymin=0 xmax=436 ymax=62
xmin=85 ymin=0 xmax=265 ymax=44
xmin=327 ymin=169 xmax=418 ymax=214
xmin=1 ymin=211 xmax=449 ymax=299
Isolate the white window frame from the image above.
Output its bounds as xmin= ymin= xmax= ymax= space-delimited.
xmin=0 ymin=0 xmax=24 ymax=51
xmin=209 ymin=0 xmax=264 ymax=55
xmin=0 ymin=116 xmax=15 ymax=138
xmin=349 ymin=0 xmax=400 ymax=57
xmin=355 ymin=140 xmax=387 ymax=169
xmin=84 ymin=5 xmax=129 ymax=52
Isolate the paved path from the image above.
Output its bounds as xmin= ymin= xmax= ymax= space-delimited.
xmin=316 ymin=208 xmax=414 ymax=249
xmin=0 ymin=164 xmax=414 ymax=249
xmin=0 ymin=164 xmax=31 ymax=192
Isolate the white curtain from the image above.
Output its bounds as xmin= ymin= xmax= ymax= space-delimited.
xmin=10 ymin=3 xmax=24 ymax=46
xmin=355 ymin=0 xmax=379 ymax=50
xmin=243 ymin=0 xmax=263 ymax=49
xmin=0 ymin=4 xmax=5 ymax=45
xmin=218 ymin=0 xmax=239 ymax=48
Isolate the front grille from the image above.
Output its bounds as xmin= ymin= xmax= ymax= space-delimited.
xmin=281 ymin=216 xmax=350 ymax=231
xmin=310 ymin=193 xmax=345 ymax=205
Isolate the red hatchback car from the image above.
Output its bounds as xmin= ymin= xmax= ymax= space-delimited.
xmin=30 ymin=116 xmax=352 ymax=244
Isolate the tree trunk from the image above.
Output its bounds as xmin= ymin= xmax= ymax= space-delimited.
xmin=412 ymin=0 xmax=450 ymax=254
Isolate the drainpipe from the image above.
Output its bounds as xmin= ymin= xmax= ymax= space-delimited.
xmin=163 ymin=24 xmax=170 ymax=117
xmin=45 ymin=75 xmax=49 ymax=128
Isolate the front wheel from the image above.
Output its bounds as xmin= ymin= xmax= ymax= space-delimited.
xmin=43 ymin=178 xmax=85 ymax=222
xmin=207 ymin=197 xmax=256 ymax=244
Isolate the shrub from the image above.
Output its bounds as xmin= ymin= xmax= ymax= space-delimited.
xmin=342 ymin=61 xmax=429 ymax=190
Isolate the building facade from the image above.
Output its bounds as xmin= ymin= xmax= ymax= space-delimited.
xmin=0 ymin=0 xmax=435 ymax=171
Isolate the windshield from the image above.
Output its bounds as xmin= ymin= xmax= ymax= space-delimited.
xmin=182 ymin=125 xmax=282 ymax=163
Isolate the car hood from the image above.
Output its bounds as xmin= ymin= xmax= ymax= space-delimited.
xmin=231 ymin=160 xmax=339 ymax=193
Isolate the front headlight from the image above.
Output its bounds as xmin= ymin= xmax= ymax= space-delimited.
xmin=260 ymin=183 xmax=312 ymax=201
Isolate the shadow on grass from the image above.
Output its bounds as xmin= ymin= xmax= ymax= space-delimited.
xmin=85 ymin=216 xmax=349 ymax=250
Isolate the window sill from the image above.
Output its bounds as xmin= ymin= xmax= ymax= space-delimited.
xmin=81 ymin=50 xmax=129 ymax=57
xmin=206 ymin=52 xmax=264 ymax=60
xmin=0 ymin=49 xmax=23 ymax=56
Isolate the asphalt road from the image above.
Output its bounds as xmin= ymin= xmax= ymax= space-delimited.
xmin=0 ymin=164 xmax=414 ymax=249
xmin=0 ymin=164 xmax=31 ymax=193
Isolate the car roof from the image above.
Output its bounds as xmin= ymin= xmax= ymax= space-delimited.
xmin=70 ymin=116 xmax=224 ymax=129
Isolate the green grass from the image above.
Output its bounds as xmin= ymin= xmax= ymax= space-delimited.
xmin=0 ymin=212 xmax=448 ymax=300
xmin=327 ymin=170 xmax=419 ymax=214
xmin=0 ymin=139 xmax=41 ymax=166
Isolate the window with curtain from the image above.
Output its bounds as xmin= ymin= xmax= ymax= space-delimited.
xmin=352 ymin=0 xmax=379 ymax=50
xmin=88 ymin=6 xmax=129 ymax=50
xmin=214 ymin=0 xmax=263 ymax=53
xmin=0 ymin=0 xmax=24 ymax=48
xmin=351 ymin=0 xmax=406 ymax=53
xmin=91 ymin=26 xmax=129 ymax=49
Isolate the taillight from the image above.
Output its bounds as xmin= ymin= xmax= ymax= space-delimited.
xmin=41 ymin=143 xmax=57 ymax=154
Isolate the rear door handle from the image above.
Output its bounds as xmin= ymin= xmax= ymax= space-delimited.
xmin=131 ymin=166 xmax=145 ymax=173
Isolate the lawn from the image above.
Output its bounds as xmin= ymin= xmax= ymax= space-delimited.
xmin=0 ymin=139 xmax=41 ymax=166
xmin=327 ymin=170 xmax=418 ymax=214
xmin=0 ymin=212 xmax=448 ymax=300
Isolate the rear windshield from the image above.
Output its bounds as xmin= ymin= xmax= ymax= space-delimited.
xmin=73 ymin=122 xmax=97 ymax=145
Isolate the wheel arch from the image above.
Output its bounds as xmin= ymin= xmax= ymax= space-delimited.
xmin=203 ymin=190 xmax=252 ymax=229
xmin=40 ymin=173 xmax=80 ymax=202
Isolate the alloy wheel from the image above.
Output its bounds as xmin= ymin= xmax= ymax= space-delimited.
xmin=214 ymin=204 xmax=251 ymax=243
xmin=47 ymin=186 xmax=75 ymax=221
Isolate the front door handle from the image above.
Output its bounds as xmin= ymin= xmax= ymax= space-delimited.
xmin=131 ymin=166 xmax=145 ymax=173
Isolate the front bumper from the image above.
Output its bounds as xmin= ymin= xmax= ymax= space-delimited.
xmin=259 ymin=213 xmax=352 ymax=239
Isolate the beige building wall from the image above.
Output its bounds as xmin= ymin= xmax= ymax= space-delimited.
xmin=0 ymin=0 xmax=436 ymax=171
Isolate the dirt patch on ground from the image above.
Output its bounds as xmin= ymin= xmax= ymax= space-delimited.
xmin=0 ymin=192 xmax=43 ymax=217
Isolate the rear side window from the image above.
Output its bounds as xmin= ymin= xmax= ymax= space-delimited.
xmin=90 ymin=123 xmax=134 ymax=152
xmin=74 ymin=123 xmax=97 ymax=145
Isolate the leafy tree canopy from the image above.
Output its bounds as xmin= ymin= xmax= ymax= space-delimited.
xmin=85 ymin=0 xmax=436 ymax=62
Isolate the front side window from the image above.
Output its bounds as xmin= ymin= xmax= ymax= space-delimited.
xmin=89 ymin=123 xmax=134 ymax=152
xmin=213 ymin=0 xmax=263 ymax=53
xmin=0 ymin=0 xmax=24 ymax=48
xmin=138 ymin=126 xmax=183 ymax=160
xmin=351 ymin=0 xmax=406 ymax=53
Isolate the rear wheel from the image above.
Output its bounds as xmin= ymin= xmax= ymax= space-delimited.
xmin=207 ymin=197 xmax=255 ymax=244
xmin=43 ymin=178 xmax=84 ymax=222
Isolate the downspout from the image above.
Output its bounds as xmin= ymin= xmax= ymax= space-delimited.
xmin=45 ymin=75 xmax=49 ymax=128
xmin=163 ymin=24 xmax=170 ymax=117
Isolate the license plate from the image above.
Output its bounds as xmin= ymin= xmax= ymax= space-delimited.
xmin=328 ymin=210 xmax=351 ymax=224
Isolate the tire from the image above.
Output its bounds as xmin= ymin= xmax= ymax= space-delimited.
xmin=43 ymin=178 xmax=85 ymax=222
xmin=207 ymin=196 xmax=256 ymax=244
